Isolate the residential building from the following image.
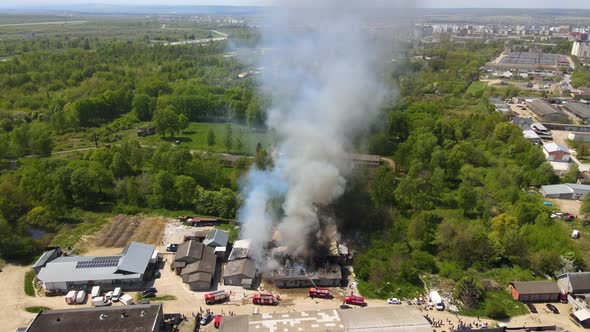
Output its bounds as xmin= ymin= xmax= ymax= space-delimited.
xmin=542 ymin=142 xmax=570 ymax=162
xmin=526 ymin=99 xmax=569 ymax=123
xmin=36 ymin=242 xmax=156 ymax=292
xmin=20 ymin=304 xmax=163 ymax=332
xmin=523 ymin=129 xmax=541 ymax=144
xmin=541 ymin=183 xmax=590 ymax=200
xmin=32 ymin=248 xmax=62 ymax=274
xmin=222 ymin=258 xmax=257 ymax=288
xmin=558 ymin=272 xmax=590 ymax=294
xmin=219 ymin=306 xmax=432 ymax=332
xmin=508 ymin=281 xmax=561 ymax=302
xmin=572 ymin=41 xmax=590 ymax=58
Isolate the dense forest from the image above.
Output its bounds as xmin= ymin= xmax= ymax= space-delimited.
xmin=346 ymin=39 xmax=581 ymax=317
xmin=0 ymin=20 xmax=584 ymax=318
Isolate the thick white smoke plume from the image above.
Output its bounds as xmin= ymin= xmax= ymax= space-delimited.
xmin=239 ymin=0 xmax=392 ymax=269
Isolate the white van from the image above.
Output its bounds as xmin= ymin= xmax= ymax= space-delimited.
xmin=76 ymin=290 xmax=87 ymax=304
xmin=112 ymin=287 xmax=122 ymax=302
xmin=91 ymin=296 xmax=112 ymax=307
xmin=119 ymin=294 xmax=134 ymax=305
xmin=91 ymin=286 xmax=101 ymax=298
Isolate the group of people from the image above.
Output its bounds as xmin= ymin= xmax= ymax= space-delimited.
xmin=426 ymin=314 xmax=490 ymax=332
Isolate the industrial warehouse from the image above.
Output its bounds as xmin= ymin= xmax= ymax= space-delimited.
xmin=219 ymin=306 xmax=432 ymax=332
xmin=35 ymin=242 xmax=158 ymax=292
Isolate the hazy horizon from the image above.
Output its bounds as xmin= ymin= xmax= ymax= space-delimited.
xmin=0 ymin=0 xmax=589 ymax=10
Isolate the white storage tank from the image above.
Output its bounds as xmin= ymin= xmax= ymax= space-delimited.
xmin=65 ymin=290 xmax=77 ymax=305
xmin=91 ymin=286 xmax=101 ymax=298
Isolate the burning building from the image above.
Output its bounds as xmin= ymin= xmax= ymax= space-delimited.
xmin=273 ymin=261 xmax=343 ymax=288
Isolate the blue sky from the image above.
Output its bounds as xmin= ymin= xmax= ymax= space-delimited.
xmin=1 ymin=0 xmax=589 ymax=9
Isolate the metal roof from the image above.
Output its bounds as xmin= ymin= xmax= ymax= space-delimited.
xmin=543 ymin=142 xmax=569 ymax=153
xmin=564 ymin=272 xmax=590 ymax=292
xmin=32 ymin=249 xmax=59 ymax=269
xmin=118 ymin=242 xmax=155 ymax=274
xmin=175 ymin=240 xmax=204 ymax=261
xmin=523 ymin=130 xmax=540 ymax=139
xmin=565 ymin=102 xmax=590 ymax=120
xmin=509 ymin=281 xmax=560 ymax=295
xmin=223 ymin=259 xmax=257 ymax=279
xmin=204 ymin=229 xmax=229 ymax=248
xmin=25 ymin=304 xmax=162 ymax=332
xmin=37 ymin=243 xmax=154 ymax=284
xmin=219 ymin=306 xmax=431 ymax=332
xmin=541 ymin=184 xmax=573 ymax=195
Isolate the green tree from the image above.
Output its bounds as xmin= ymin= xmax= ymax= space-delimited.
xmin=153 ymin=106 xmax=179 ymax=137
xmin=110 ymin=152 xmax=132 ymax=179
xmin=564 ymin=163 xmax=580 ymax=184
xmin=177 ymin=114 xmax=189 ymax=134
xmin=207 ymin=128 xmax=216 ymax=146
xmin=174 ymin=175 xmax=197 ymax=208
xmin=224 ymin=123 xmax=233 ymax=152
xmin=131 ymin=94 xmax=155 ymax=121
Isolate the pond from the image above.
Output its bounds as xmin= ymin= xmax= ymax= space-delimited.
xmin=27 ymin=227 xmax=48 ymax=240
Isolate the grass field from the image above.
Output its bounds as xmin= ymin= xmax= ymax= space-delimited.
xmin=24 ymin=270 xmax=36 ymax=297
xmin=51 ymin=121 xmax=273 ymax=156
xmin=135 ymin=122 xmax=272 ymax=155
xmin=466 ymin=81 xmax=487 ymax=95
xmin=25 ymin=306 xmax=50 ymax=313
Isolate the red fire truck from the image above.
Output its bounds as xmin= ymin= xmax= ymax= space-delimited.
xmin=309 ymin=287 xmax=332 ymax=299
xmin=344 ymin=295 xmax=367 ymax=307
xmin=252 ymin=293 xmax=280 ymax=305
xmin=204 ymin=290 xmax=229 ymax=305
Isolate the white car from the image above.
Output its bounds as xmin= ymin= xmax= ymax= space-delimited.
xmin=387 ymin=298 xmax=402 ymax=304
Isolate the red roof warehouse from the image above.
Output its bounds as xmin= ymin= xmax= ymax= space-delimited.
xmin=509 ymin=281 xmax=561 ymax=302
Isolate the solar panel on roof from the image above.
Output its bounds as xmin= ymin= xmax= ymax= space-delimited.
xmin=75 ymin=257 xmax=120 ymax=269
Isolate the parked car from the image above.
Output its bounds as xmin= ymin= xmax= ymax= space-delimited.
xmin=546 ymin=303 xmax=559 ymax=314
xmin=200 ymin=313 xmax=212 ymax=325
xmin=339 ymin=304 xmax=352 ymax=309
xmin=143 ymin=292 xmax=156 ymax=298
xmin=143 ymin=288 xmax=157 ymax=295
xmin=387 ymin=298 xmax=402 ymax=304
xmin=214 ymin=315 xmax=222 ymax=328
xmin=526 ymin=303 xmax=537 ymax=313
xmin=166 ymin=244 xmax=179 ymax=252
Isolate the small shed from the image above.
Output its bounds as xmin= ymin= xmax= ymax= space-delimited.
xmin=508 ymin=281 xmax=561 ymax=302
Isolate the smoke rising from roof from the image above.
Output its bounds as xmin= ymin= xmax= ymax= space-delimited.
xmin=239 ymin=0 xmax=393 ymax=269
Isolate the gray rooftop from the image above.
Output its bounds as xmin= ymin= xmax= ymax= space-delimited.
xmin=219 ymin=306 xmax=431 ymax=332
xmin=565 ymin=103 xmax=590 ymax=120
xmin=25 ymin=304 xmax=162 ymax=332
xmin=510 ymin=281 xmax=560 ymax=295
xmin=118 ymin=242 xmax=155 ymax=274
xmin=541 ymin=184 xmax=574 ymax=196
xmin=32 ymin=249 xmax=59 ymax=269
xmin=204 ymin=229 xmax=229 ymax=248
xmin=223 ymin=259 xmax=257 ymax=279
xmin=499 ymin=52 xmax=567 ymax=66
xmin=527 ymin=99 xmax=561 ymax=116
xmin=37 ymin=242 xmax=155 ymax=284
xmin=561 ymin=272 xmax=590 ymax=292
xmin=175 ymin=240 xmax=204 ymax=261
